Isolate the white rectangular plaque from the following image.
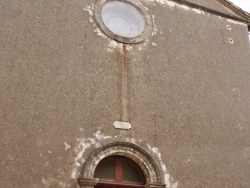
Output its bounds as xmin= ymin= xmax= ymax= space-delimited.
xmin=113 ymin=121 xmax=132 ymax=130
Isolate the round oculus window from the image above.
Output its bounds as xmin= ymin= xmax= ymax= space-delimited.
xmin=101 ymin=1 xmax=145 ymax=38
xmin=94 ymin=0 xmax=152 ymax=43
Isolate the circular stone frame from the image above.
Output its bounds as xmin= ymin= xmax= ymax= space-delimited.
xmin=94 ymin=0 xmax=153 ymax=44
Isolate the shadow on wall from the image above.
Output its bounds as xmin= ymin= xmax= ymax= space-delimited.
xmin=248 ymin=25 xmax=250 ymax=40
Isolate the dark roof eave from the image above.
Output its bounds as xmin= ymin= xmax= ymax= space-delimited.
xmin=218 ymin=0 xmax=250 ymax=24
xmin=170 ymin=0 xmax=249 ymax=25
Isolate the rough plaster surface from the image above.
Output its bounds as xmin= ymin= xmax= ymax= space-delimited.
xmin=0 ymin=0 xmax=250 ymax=188
xmin=71 ymin=131 xmax=177 ymax=187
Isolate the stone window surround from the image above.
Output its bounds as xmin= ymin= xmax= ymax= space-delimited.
xmin=78 ymin=141 xmax=166 ymax=188
xmin=94 ymin=0 xmax=153 ymax=44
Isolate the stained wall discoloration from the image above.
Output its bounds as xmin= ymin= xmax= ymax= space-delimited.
xmin=0 ymin=0 xmax=250 ymax=188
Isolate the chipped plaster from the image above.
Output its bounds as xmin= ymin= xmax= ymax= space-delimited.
xmin=64 ymin=142 xmax=71 ymax=151
xmin=82 ymin=0 xmax=240 ymax=54
xmin=71 ymin=131 xmax=112 ymax=179
xmin=227 ymin=18 xmax=246 ymax=25
xmin=147 ymin=145 xmax=178 ymax=188
xmin=83 ymin=2 xmax=156 ymax=52
xmin=1 ymin=0 xmax=250 ymax=187
xmin=145 ymin=0 xmax=210 ymax=15
xmin=71 ymin=131 xmax=177 ymax=187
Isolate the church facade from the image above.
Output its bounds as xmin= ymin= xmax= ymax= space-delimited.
xmin=0 ymin=0 xmax=250 ymax=188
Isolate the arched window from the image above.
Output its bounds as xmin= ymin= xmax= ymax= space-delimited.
xmin=78 ymin=142 xmax=166 ymax=188
xmin=94 ymin=156 xmax=146 ymax=188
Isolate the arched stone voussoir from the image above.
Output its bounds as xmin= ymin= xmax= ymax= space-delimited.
xmin=78 ymin=141 xmax=166 ymax=187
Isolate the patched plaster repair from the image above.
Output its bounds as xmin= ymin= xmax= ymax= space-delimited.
xmin=1 ymin=0 xmax=250 ymax=187
xmin=71 ymin=131 xmax=112 ymax=179
xmin=82 ymin=0 xmax=247 ymax=55
xmin=82 ymin=1 xmax=156 ymax=52
xmin=71 ymin=131 xmax=178 ymax=188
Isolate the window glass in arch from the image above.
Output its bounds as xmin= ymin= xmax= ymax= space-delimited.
xmin=94 ymin=156 xmax=146 ymax=187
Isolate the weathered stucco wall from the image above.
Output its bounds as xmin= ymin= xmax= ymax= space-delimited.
xmin=0 ymin=0 xmax=250 ymax=188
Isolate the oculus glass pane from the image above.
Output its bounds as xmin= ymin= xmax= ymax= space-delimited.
xmin=101 ymin=1 xmax=145 ymax=38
